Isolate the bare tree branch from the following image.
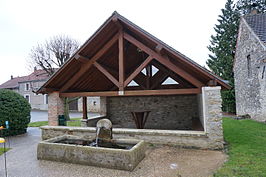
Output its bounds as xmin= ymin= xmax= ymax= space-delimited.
xmin=29 ymin=35 xmax=79 ymax=76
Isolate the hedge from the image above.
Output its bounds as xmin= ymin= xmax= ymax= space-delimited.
xmin=0 ymin=89 xmax=31 ymax=136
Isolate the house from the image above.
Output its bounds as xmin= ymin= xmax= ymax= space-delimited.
xmin=0 ymin=68 xmax=50 ymax=110
xmin=38 ymin=11 xmax=230 ymax=149
xmin=0 ymin=68 xmax=103 ymax=112
xmin=234 ymin=12 xmax=266 ymax=122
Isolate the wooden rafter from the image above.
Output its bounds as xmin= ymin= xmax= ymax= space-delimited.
xmin=98 ymin=63 xmax=118 ymax=78
xmin=124 ymin=55 xmax=153 ymax=87
xmin=59 ymin=33 xmax=119 ymax=92
xmin=152 ymin=61 xmax=194 ymax=88
xmin=94 ymin=62 xmax=119 ymax=87
xmin=60 ymin=88 xmax=201 ymax=97
xmin=75 ymin=54 xmax=90 ymax=63
xmin=123 ymin=32 xmax=204 ymax=88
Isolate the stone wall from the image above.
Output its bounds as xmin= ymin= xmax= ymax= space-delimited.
xmin=234 ymin=17 xmax=266 ymax=122
xmin=40 ymin=126 xmax=211 ymax=149
xmin=202 ymin=87 xmax=224 ymax=149
xmin=197 ymin=94 xmax=204 ymax=129
xmin=106 ymin=95 xmax=198 ymax=130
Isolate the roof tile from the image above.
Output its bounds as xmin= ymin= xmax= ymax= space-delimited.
xmin=244 ymin=13 xmax=266 ymax=43
xmin=0 ymin=70 xmax=49 ymax=89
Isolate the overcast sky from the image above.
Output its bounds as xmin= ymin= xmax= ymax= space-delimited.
xmin=0 ymin=0 xmax=227 ymax=84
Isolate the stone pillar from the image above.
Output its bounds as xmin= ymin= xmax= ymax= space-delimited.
xmin=202 ymin=86 xmax=224 ymax=149
xmin=48 ymin=92 xmax=64 ymax=126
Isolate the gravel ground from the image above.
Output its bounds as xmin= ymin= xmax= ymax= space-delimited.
xmin=0 ymin=128 xmax=227 ymax=177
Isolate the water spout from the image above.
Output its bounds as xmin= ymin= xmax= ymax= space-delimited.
xmin=95 ymin=127 xmax=101 ymax=147
xmin=90 ymin=119 xmax=113 ymax=147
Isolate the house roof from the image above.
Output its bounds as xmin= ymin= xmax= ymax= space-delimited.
xmin=244 ymin=13 xmax=266 ymax=44
xmin=38 ymin=11 xmax=230 ymax=96
xmin=0 ymin=69 xmax=49 ymax=89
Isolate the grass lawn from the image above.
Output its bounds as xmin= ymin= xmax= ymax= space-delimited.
xmin=0 ymin=147 xmax=10 ymax=156
xmin=28 ymin=118 xmax=81 ymax=127
xmin=215 ymin=117 xmax=266 ymax=177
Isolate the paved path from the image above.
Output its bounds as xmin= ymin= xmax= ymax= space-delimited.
xmin=30 ymin=110 xmax=99 ymax=122
xmin=0 ymin=127 xmax=227 ymax=177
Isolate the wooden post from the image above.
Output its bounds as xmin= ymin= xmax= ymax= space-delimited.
xmin=82 ymin=97 xmax=88 ymax=119
xmin=146 ymin=64 xmax=152 ymax=89
xmin=118 ymin=30 xmax=124 ymax=91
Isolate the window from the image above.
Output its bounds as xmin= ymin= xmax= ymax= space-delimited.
xmin=247 ymin=55 xmax=251 ymax=78
xmin=24 ymin=94 xmax=30 ymax=103
xmin=25 ymin=83 xmax=30 ymax=91
xmin=262 ymin=66 xmax=265 ymax=79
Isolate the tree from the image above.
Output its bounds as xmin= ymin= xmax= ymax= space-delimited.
xmin=29 ymin=35 xmax=79 ymax=120
xmin=236 ymin=0 xmax=266 ymax=15
xmin=207 ymin=0 xmax=239 ymax=113
xmin=30 ymin=35 xmax=79 ymax=76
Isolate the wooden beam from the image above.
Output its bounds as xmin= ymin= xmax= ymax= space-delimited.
xmin=118 ymin=30 xmax=124 ymax=91
xmin=155 ymin=45 xmax=164 ymax=55
xmin=152 ymin=61 xmax=194 ymax=88
xmin=123 ymin=21 xmax=231 ymax=89
xmin=146 ymin=64 xmax=152 ymax=89
xmin=150 ymin=70 xmax=169 ymax=89
xmin=60 ymin=88 xmax=201 ymax=97
xmin=94 ymin=62 xmax=119 ymax=87
xmin=134 ymin=72 xmax=147 ymax=89
xmin=75 ymin=54 xmax=90 ymax=63
xmin=207 ymin=79 xmax=218 ymax=86
xmin=124 ymin=33 xmax=204 ymax=88
xmin=124 ymin=55 xmax=153 ymax=87
xmin=82 ymin=97 xmax=88 ymax=120
xmin=60 ymin=33 xmax=119 ymax=92
xmin=98 ymin=63 xmax=118 ymax=77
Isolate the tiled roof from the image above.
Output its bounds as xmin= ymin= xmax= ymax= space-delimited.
xmin=244 ymin=13 xmax=266 ymax=43
xmin=0 ymin=70 xmax=49 ymax=89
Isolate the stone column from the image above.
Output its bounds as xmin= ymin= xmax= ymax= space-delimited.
xmin=202 ymin=86 xmax=224 ymax=149
xmin=48 ymin=92 xmax=64 ymax=126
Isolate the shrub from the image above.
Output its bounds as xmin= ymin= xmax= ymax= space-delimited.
xmin=0 ymin=89 xmax=31 ymax=136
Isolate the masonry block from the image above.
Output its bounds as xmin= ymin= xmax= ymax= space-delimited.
xmin=48 ymin=92 xmax=64 ymax=126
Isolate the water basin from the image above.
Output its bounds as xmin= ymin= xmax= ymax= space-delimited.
xmin=37 ymin=135 xmax=146 ymax=171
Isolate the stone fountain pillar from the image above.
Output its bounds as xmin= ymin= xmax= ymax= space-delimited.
xmin=96 ymin=119 xmax=112 ymax=140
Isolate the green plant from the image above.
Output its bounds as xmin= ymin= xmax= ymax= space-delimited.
xmin=214 ymin=118 xmax=266 ymax=176
xmin=0 ymin=147 xmax=10 ymax=156
xmin=28 ymin=118 xmax=81 ymax=127
xmin=0 ymin=89 xmax=31 ymax=136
